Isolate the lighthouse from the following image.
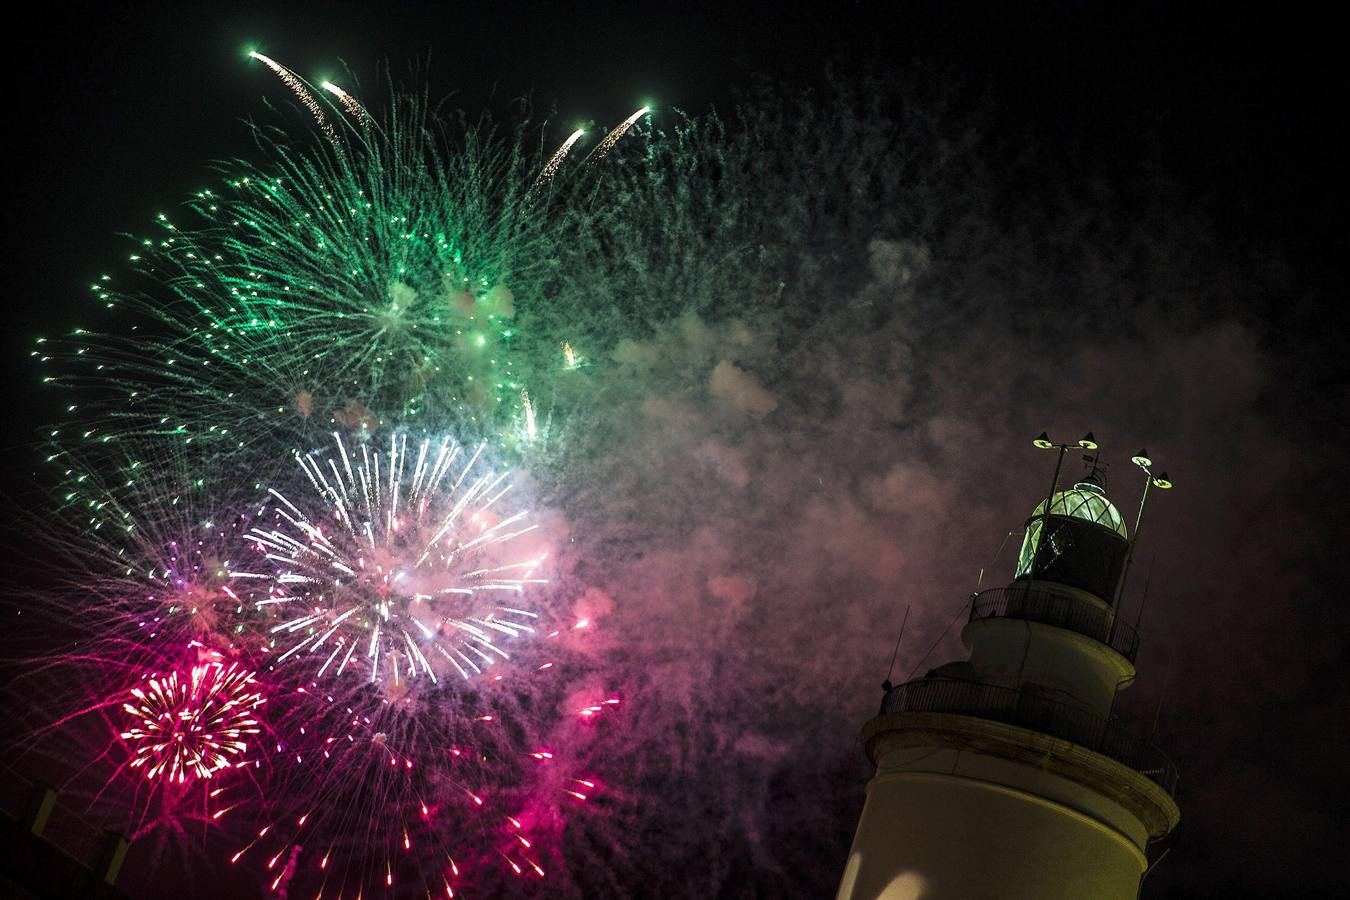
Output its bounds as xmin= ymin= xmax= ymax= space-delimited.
xmin=836 ymin=435 xmax=1180 ymax=900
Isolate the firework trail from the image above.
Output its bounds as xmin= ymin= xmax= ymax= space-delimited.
xmin=249 ymin=52 xmax=340 ymax=145
xmin=587 ymin=106 xmax=651 ymax=165
xmin=321 ymin=79 xmax=372 ymax=128
xmin=234 ymin=432 xmax=547 ymax=691
xmin=529 ymin=127 xmax=585 ymax=197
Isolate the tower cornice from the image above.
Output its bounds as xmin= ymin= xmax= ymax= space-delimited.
xmin=961 ymin=616 xmax=1137 ymax=686
xmin=862 ymin=710 xmax=1180 ymax=838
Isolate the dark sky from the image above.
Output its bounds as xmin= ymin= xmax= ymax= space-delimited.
xmin=5 ymin=3 xmax=1344 ymax=432
xmin=4 ymin=2 xmax=1347 ymax=898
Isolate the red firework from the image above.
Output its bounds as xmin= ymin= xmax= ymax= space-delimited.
xmin=121 ymin=660 xmax=266 ymax=783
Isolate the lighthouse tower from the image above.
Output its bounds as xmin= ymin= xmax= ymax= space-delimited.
xmin=836 ymin=436 xmax=1180 ymax=900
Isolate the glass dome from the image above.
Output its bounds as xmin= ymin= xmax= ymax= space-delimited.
xmin=1015 ymin=483 xmax=1127 ymax=579
xmin=1030 ymin=484 xmax=1127 ymax=537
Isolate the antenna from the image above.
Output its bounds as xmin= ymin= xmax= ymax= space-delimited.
xmin=979 ymin=530 xmax=1018 ymax=589
xmin=1150 ymin=652 xmax=1173 ymax=738
xmin=1136 ymin=846 xmax=1172 ymax=897
xmin=906 ymin=594 xmax=975 ymax=681
xmin=1081 ymin=451 xmax=1109 ymax=487
xmin=1132 ymin=554 xmax=1157 ymax=636
xmin=883 ymin=604 xmax=911 ymax=691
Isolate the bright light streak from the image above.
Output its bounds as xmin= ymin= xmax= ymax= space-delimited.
xmin=320 ymin=80 xmax=371 ymax=127
xmin=248 ymin=52 xmax=338 ymax=145
xmin=590 ymin=105 xmax=652 ymax=163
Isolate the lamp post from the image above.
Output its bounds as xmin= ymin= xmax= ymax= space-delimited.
xmin=1113 ymin=449 xmax=1172 ymax=621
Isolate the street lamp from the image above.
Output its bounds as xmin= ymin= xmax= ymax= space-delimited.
xmin=1114 ymin=449 xmax=1174 ymax=611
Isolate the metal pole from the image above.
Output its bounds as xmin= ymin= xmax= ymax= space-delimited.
xmin=1034 ymin=444 xmax=1068 ymax=577
xmin=884 ymin=604 xmax=911 ymax=690
xmin=1114 ymin=471 xmax=1152 ymax=611
xmin=1046 ymin=445 xmax=1067 ymax=516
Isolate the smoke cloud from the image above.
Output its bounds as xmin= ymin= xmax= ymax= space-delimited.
xmin=530 ymin=76 xmax=1343 ymax=897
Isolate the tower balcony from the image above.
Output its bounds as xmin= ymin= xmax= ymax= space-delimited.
xmin=969 ymin=584 xmax=1140 ymax=663
xmin=875 ymin=676 xmax=1178 ymax=797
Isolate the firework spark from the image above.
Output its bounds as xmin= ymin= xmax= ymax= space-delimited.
xmin=224 ymin=612 xmax=606 ymax=896
xmin=521 ymin=389 xmax=537 ymax=439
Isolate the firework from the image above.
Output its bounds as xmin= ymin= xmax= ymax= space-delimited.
xmin=15 ymin=58 xmax=642 ymax=896
xmin=41 ymin=69 xmax=652 ymax=482
xmin=29 ymin=439 xmax=267 ymax=660
xmin=234 ymin=432 xmax=547 ymax=690
xmin=227 ymin=619 xmax=611 ymax=897
xmin=587 ymin=105 xmax=651 ymax=165
xmin=248 ymin=52 xmax=339 ymax=145
xmin=121 ymin=659 xmax=265 ymax=783
xmin=530 ymin=126 xmax=585 ymax=196
xmin=1 ymin=636 xmax=273 ymax=887
xmin=320 ymin=79 xmax=372 ymax=128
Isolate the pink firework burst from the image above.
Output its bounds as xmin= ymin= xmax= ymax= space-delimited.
xmin=222 ymin=614 xmax=615 ymax=897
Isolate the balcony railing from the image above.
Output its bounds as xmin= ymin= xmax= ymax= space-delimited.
xmin=877 ymin=676 xmax=1179 ymax=797
xmin=969 ymin=585 xmax=1140 ymax=662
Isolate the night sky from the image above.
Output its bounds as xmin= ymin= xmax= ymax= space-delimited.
xmin=3 ymin=2 xmax=1346 ymax=898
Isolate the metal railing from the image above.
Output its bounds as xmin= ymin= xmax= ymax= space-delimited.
xmin=969 ymin=585 xmax=1140 ymax=662
xmin=0 ymin=762 xmax=123 ymax=871
xmin=878 ymin=676 xmax=1179 ymax=797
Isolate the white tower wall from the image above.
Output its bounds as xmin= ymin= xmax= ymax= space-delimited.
xmin=836 ymin=477 xmax=1179 ymax=900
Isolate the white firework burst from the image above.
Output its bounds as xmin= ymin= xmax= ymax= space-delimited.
xmin=235 ymin=432 xmax=548 ymax=689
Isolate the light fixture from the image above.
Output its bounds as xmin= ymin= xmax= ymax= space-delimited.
xmin=1033 ymin=432 xmax=1055 ymax=449
xmin=1078 ymin=432 xmax=1098 ymax=450
xmin=1117 ymin=451 xmax=1174 ymax=610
